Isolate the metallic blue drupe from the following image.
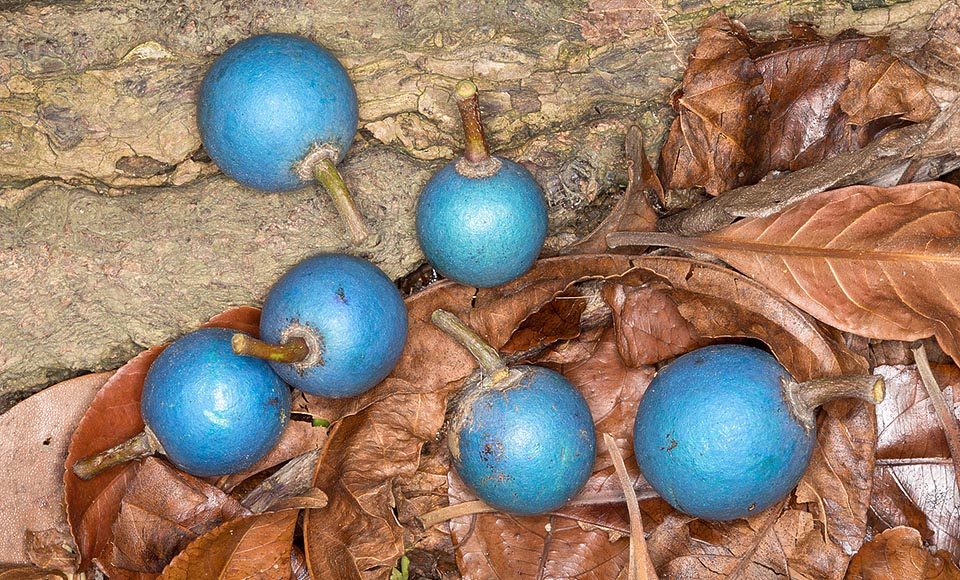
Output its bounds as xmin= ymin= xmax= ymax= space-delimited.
xmin=415 ymin=158 xmax=548 ymax=288
xmin=259 ymin=253 xmax=408 ymax=398
xmin=197 ymin=33 xmax=358 ymax=191
xmin=633 ymin=344 xmax=815 ymax=521
xmin=450 ymin=366 xmax=596 ymax=515
xmin=140 ymin=327 xmax=291 ymax=477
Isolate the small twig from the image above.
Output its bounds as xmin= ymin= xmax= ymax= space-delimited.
xmin=419 ymin=499 xmax=497 ymax=529
xmin=912 ymin=345 xmax=960 ymax=493
xmin=604 ymin=433 xmax=657 ymax=580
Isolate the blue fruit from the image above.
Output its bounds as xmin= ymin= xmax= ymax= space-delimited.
xmin=197 ymin=33 xmax=358 ymax=192
xmin=258 ymin=253 xmax=408 ymax=398
xmin=140 ymin=327 xmax=291 ymax=477
xmin=449 ymin=365 xmax=596 ymax=515
xmin=633 ymin=344 xmax=814 ymax=521
xmin=416 ymin=158 xmax=548 ymax=288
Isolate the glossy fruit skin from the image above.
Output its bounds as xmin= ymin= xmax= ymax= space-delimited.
xmin=260 ymin=253 xmax=408 ymax=398
xmin=197 ymin=33 xmax=359 ymax=192
xmin=141 ymin=327 xmax=291 ymax=477
xmin=633 ymin=344 xmax=815 ymax=521
xmin=415 ymin=158 xmax=548 ymax=288
xmin=450 ymin=366 xmax=596 ymax=515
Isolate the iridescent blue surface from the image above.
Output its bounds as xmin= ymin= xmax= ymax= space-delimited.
xmin=633 ymin=344 xmax=815 ymax=520
xmin=141 ymin=327 xmax=291 ymax=477
xmin=198 ymin=33 xmax=358 ymax=191
xmin=416 ymin=158 xmax=547 ymax=288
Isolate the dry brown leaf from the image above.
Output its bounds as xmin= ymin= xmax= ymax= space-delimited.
xmin=109 ymin=458 xmax=249 ymax=573
xmin=657 ymin=14 xmax=937 ymax=196
xmin=501 ymin=290 xmax=586 ymax=353
xmin=611 ymin=182 xmax=960 ymax=370
xmin=157 ymin=510 xmax=297 ymax=580
xmin=846 ymin=526 xmax=960 ymax=580
xmin=840 ymin=55 xmax=941 ymax=126
xmin=0 ymin=566 xmax=65 ymax=580
xmin=0 ymin=372 xmax=109 ymax=568
xmin=23 ymin=529 xmax=78 ymax=574
xmin=602 ymin=283 xmax=704 ymax=367
xmin=872 ymin=365 xmax=960 ymax=561
xmin=657 ymin=13 xmax=768 ymax=195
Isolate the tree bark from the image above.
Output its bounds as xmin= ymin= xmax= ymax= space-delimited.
xmin=0 ymin=0 xmax=945 ymax=400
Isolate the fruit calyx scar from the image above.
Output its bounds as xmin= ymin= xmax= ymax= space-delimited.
xmin=296 ymin=143 xmax=341 ymax=182
xmin=281 ymin=321 xmax=325 ymax=370
xmin=455 ymin=155 xmax=502 ymax=179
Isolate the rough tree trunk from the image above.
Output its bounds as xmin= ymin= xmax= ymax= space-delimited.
xmin=0 ymin=0 xmax=945 ymax=401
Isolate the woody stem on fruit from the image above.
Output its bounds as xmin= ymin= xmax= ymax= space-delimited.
xmin=72 ymin=427 xmax=164 ymax=480
xmin=231 ymin=333 xmax=310 ymax=364
xmin=453 ymin=80 xmax=502 ymax=178
xmin=455 ymin=80 xmax=490 ymax=163
xmin=312 ymin=157 xmax=373 ymax=245
xmin=431 ymin=309 xmax=506 ymax=376
xmin=782 ymin=374 xmax=885 ymax=431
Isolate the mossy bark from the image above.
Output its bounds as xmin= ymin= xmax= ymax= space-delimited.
xmin=0 ymin=0 xmax=944 ymax=400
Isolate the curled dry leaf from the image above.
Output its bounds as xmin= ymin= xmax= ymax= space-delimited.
xmin=109 ymin=457 xmax=249 ymax=574
xmin=610 ymin=181 xmax=960 ymax=370
xmin=157 ymin=510 xmax=298 ymax=580
xmin=657 ymin=13 xmax=937 ymax=196
xmin=23 ymin=529 xmax=78 ymax=574
xmin=872 ymin=365 xmax=960 ymax=561
xmin=602 ymin=283 xmax=704 ymax=367
xmin=845 ymin=526 xmax=960 ymax=580
xmin=0 ymin=371 xmax=109 ymax=568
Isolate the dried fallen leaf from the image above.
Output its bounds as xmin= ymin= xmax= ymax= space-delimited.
xmin=23 ymin=529 xmax=77 ymax=573
xmin=657 ymin=13 xmax=937 ymax=196
xmin=0 ymin=372 xmax=109 ymax=568
xmin=0 ymin=566 xmax=66 ymax=580
xmin=602 ymin=283 xmax=704 ymax=367
xmin=846 ymin=526 xmax=960 ymax=580
xmin=610 ymin=181 xmax=960 ymax=370
xmin=872 ymin=365 xmax=960 ymax=561
xmin=157 ymin=510 xmax=298 ymax=580
xmin=109 ymin=458 xmax=249 ymax=573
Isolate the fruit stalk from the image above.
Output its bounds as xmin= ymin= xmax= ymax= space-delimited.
xmin=72 ymin=428 xmax=163 ymax=480
xmin=783 ymin=374 xmax=885 ymax=431
xmin=430 ymin=309 xmax=505 ymax=376
xmin=313 ymin=158 xmax=373 ymax=245
xmin=232 ymin=333 xmax=310 ymax=364
xmin=454 ymin=80 xmax=490 ymax=164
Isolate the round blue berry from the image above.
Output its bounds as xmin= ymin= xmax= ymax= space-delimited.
xmin=197 ymin=33 xmax=359 ymax=192
xmin=633 ymin=344 xmax=815 ymax=520
xmin=415 ymin=158 xmax=548 ymax=288
xmin=450 ymin=366 xmax=596 ymax=515
xmin=141 ymin=327 xmax=291 ymax=477
xmin=259 ymin=253 xmax=408 ymax=398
